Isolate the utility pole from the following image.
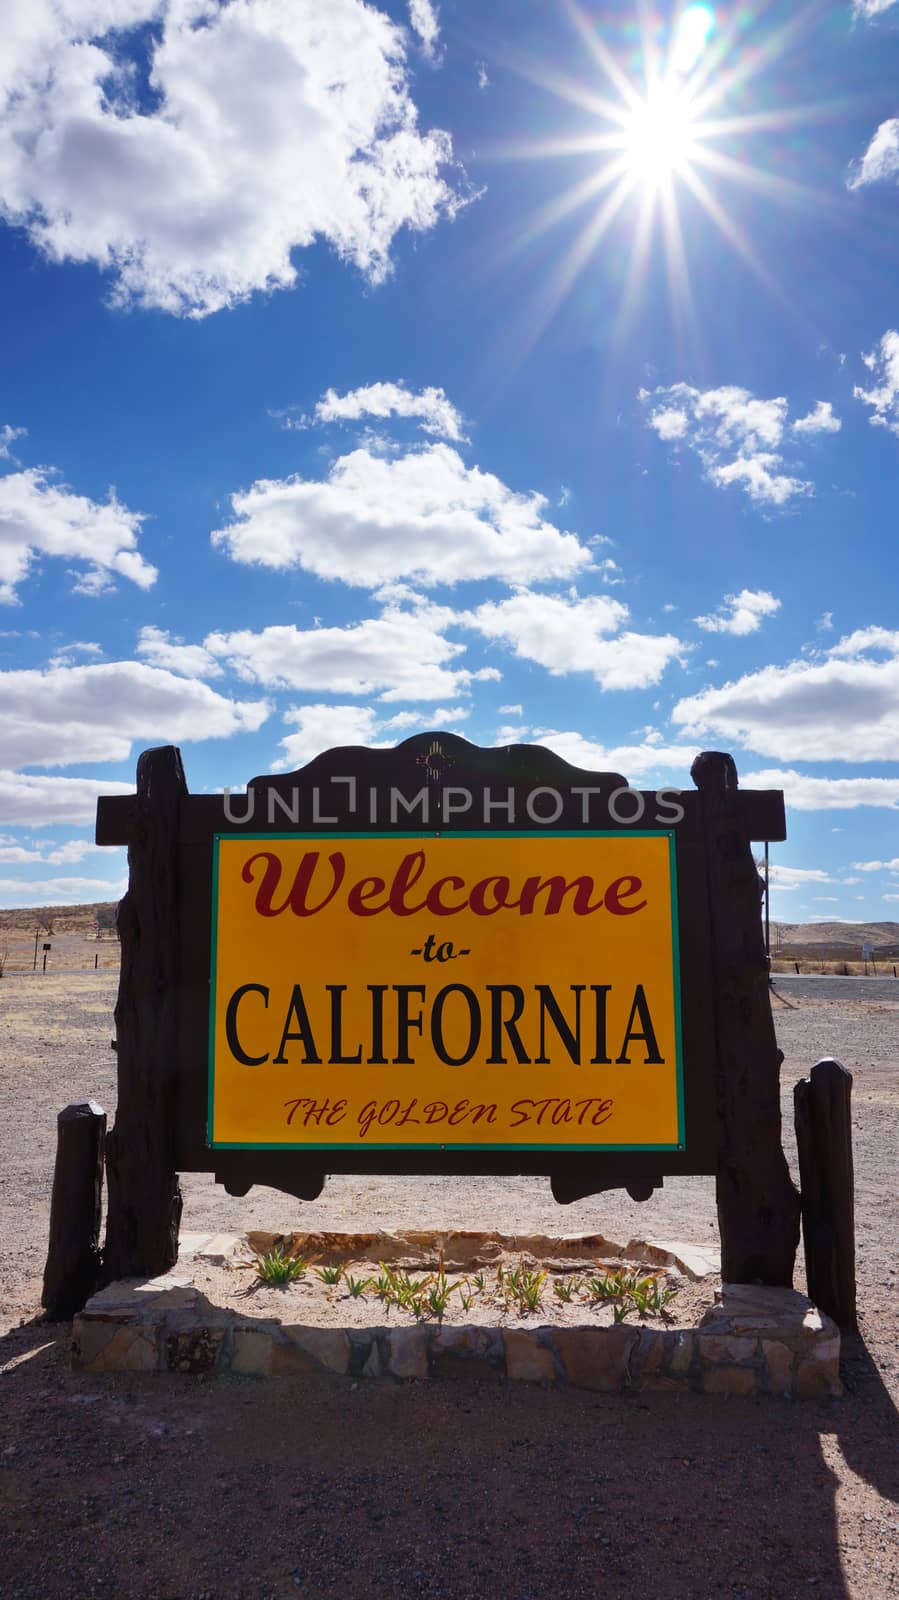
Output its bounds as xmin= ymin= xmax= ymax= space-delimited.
xmin=764 ymin=841 xmax=771 ymax=981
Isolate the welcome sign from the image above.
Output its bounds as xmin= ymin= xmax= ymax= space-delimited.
xmin=208 ymin=830 xmax=684 ymax=1151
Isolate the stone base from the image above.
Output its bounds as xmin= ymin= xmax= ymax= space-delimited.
xmin=72 ymin=1235 xmax=841 ymax=1399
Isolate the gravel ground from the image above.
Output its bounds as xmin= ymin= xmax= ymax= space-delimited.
xmin=1 ymin=973 xmax=898 ymax=1600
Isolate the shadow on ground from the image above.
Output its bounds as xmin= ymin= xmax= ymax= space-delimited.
xmin=1 ymin=1316 xmax=897 ymax=1600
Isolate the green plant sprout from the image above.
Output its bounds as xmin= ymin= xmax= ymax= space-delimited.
xmin=253 ymin=1248 xmax=308 ymax=1286
xmin=302 ymin=1252 xmax=677 ymax=1324
xmin=372 ymin=1269 xmax=395 ymax=1303
xmin=515 ymin=1267 xmax=547 ymax=1314
xmin=582 ymin=1265 xmax=679 ymax=1321
xmin=422 ymin=1251 xmax=455 ymax=1320
xmin=344 ymin=1273 xmax=370 ymax=1299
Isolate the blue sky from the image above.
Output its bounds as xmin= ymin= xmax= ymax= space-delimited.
xmin=1 ymin=0 xmax=899 ymax=925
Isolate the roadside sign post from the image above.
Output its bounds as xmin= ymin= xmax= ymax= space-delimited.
xmin=96 ymin=735 xmax=797 ymax=1288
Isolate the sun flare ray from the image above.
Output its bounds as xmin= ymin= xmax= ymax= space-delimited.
xmin=489 ymin=0 xmax=841 ymax=349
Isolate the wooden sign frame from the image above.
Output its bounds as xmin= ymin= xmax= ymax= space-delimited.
xmin=96 ymin=734 xmax=800 ymax=1288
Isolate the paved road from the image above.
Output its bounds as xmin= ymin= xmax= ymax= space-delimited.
xmin=772 ymin=972 xmax=899 ymax=1003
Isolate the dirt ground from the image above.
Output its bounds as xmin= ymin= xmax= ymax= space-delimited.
xmin=0 ymin=903 xmax=120 ymax=976
xmin=1 ymin=973 xmax=897 ymax=1600
xmin=177 ymin=1251 xmax=713 ymax=1332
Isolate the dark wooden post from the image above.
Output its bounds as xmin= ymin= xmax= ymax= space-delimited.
xmin=42 ymin=1100 xmax=106 ymax=1319
xmin=691 ymin=751 xmax=800 ymax=1285
xmin=103 ymin=746 xmax=186 ymax=1281
xmin=794 ymin=1059 xmax=857 ymax=1329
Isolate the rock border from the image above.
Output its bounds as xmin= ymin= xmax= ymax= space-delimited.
xmin=72 ymin=1232 xmax=841 ymax=1399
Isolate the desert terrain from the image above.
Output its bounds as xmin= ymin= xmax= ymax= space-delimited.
xmin=5 ymin=904 xmax=899 ymax=978
xmin=0 ymin=969 xmax=897 ymax=1600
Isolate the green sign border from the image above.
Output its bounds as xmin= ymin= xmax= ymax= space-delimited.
xmin=207 ymin=830 xmax=685 ymax=1153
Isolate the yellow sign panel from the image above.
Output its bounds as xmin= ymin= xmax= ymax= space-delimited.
xmin=208 ymin=832 xmax=684 ymax=1151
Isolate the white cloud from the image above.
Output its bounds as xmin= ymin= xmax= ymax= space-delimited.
xmin=0 ymin=836 xmax=105 ymax=866
xmin=408 ymin=0 xmax=440 ymax=59
xmin=0 ymin=876 xmax=126 ymax=907
xmin=744 ymin=769 xmax=899 ymax=811
xmin=0 ymin=0 xmax=461 ymax=318
xmin=0 ymin=424 xmax=26 ymax=460
xmin=46 ymin=641 xmax=104 ymax=668
xmin=709 ymin=454 xmax=811 ymax=505
xmin=854 ymin=331 xmax=899 ymax=435
xmin=307 ymin=382 xmax=465 ymax=441
xmin=768 ymin=865 xmax=833 ymax=885
xmin=0 ymin=466 xmax=156 ymax=604
xmin=828 ymin=625 xmax=899 ymax=657
xmin=649 ymin=408 xmax=689 ymax=442
xmin=639 ymin=382 xmax=820 ymax=505
xmin=849 ymin=119 xmax=899 ymax=189
xmin=0 ymin=771 xmax=133 ymax=827
xmin=462 ymin=592 xmax=685 ymax=690
xmin=137 ymin=625 xmax=224 ymax=678
xmin=674 ymin=628 xmax=899 ymax=763
xmin=206 ymin=608 xmax=495 ymax=701
xmin=0 ymin=843 xmax=42 ymax=864
xmin=695 ymin=588 xmax=780 ymax=636
xmin=643 ymin=383 xmax=787 ymax=450
xmin=211 ymin=442 xmax=591 ymax=588
xmin=381 ymin=706 xmax=468 ymax=729
xmin=851 ymin=857 xmax=899 ymax=871
xmin=792 ymin=401 xmax=841 ymax=436
xmin=0 ymin=662 xmax=269 ymax=767
xmin=274 ymin=699 xmax=470 ymax=770
xmin=45 ymin=838 xmax=107 ymax=865
xmin=275 ymin=704 xmax=388 ymax=769
xmin=273 ymin=700 xmax=468 ymax=769
xmin=524 ymin=730 xmax=700 ymax=779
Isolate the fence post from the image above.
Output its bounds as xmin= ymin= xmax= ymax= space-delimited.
xmin=691 ymin=751 xmax=800 ymax=1285
xmin=103 ymin=746 xmax=186 ymax=1280
xmin=794 ymin=1058 xmax=857 ymax=1329
xmin=42 ymin=1101 xmax=106 ymax=1319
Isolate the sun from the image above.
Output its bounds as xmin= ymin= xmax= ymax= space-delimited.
xmin=618 ymin=81 xmax=702 ymax=188
xmin=493 ymin=1 xmax=825 ymax=354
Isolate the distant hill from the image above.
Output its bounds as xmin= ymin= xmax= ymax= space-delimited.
xmin=2 ymin=902 xmax=898 ymax=958
xmin=0 ymin=901 xmax=117 ymax=935
xmin=773 ymin=921 xmax=899 ymax=954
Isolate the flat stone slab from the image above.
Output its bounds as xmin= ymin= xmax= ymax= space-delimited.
xmin=72 ymin=1234 xmax=840 ymax=1398
xmin=239 ymin=1228 xmax=721 ymax=1281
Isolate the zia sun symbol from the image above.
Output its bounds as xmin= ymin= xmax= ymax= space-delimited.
xmin=415 ymin=739 xmax=455 ymax=784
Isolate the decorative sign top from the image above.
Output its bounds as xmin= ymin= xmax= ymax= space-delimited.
xmin=208 ymin=830 xmax=683 ymax=1152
